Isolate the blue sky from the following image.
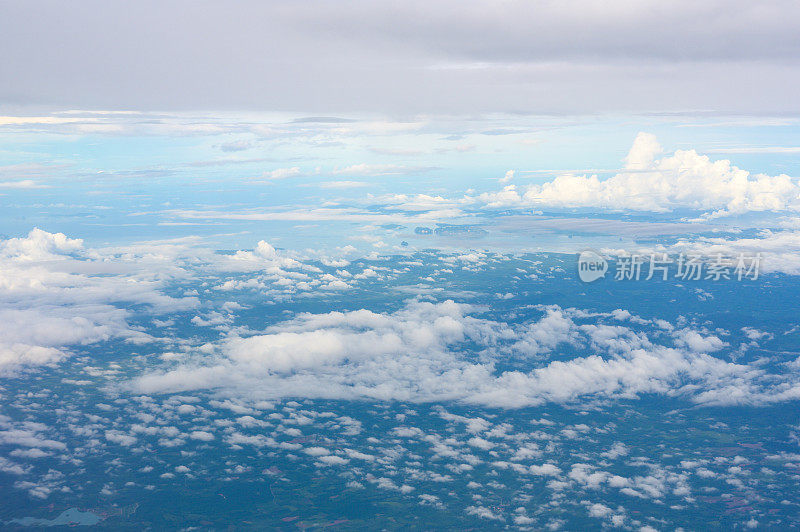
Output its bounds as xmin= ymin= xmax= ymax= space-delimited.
xmin=1 ymin=111 xmax=799 ymax=252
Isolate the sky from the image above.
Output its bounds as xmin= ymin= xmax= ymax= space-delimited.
xmin=2 ymin=2 xmax=800 ymax=530
xmin=2 ymin=0 xmax=800 ymax=115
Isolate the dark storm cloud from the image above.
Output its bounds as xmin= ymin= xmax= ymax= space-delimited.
xmin=1 ymin=0 xmax=799 ymax=114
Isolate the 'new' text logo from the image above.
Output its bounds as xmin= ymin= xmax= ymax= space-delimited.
xmin=577 ymin=250 xmax=608 ymax=283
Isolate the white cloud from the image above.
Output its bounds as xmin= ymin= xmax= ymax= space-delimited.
xmin=612 ymin=228 xmax=800 ymax=275
xmin=317 ymin=455 xmax=349 ymax=466
xmin=499 ymin=170 xmax=514 ymax=184
xmin=673 ymin=329 xmax=725 ymax=353
xmin=189 ymin=431 xmax=215 ymax=441
xmin=333 ymin=164 xmax=420 ymax=176
xmin=478 ymin=133 xmax=800 ymax=218
xmin=263 ymin=167 xmax=301 ymax=179
xmin=319 ymin=180 xmax=369 ymax=189
xmin=465 ymin=505 xmax=503 ymax=521
xmin=0 ymin=179 xmax=47 ymax=189
xmin=0 ymin=229 xmax=198 ymax=373
xmin=1 ymin=228 xmax=83 ymax=261
xmin=304 ymin=446 xmax=330 ymax=456
xmin=0 ymin=424 xmax=66 ymax=451
xmin=668 ymin=230 xmax=800 ymax=275
xmin=529 ymin=463 xmax=561 ymax=476
xmin=587 ymin=503 xmax=613 ymax=518
xmin=128 ymin=300 xmax=800 ymax=408
xmin=467 ymin=437 xmax=494 ymax=450
xmin=104 ymin=430 xmax=137 ymax=447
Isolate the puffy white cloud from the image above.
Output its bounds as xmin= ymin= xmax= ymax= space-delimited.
xmin=529 ymin=463 xmax=561 ymax=476
xmin=304 ymin=446 xmax=330 ymax=457
xmin=0 ymin=344 xmax=64 ymax=372
xmin=0 ymin=423 xmax=66 ymax=451
xmin=189 ymin=430 xmax=215 ymax=441
xmin=587 ymin=503 xmax=613 ymax=518
xmin=316 ymin=455 xmax=349 ymax=466
xmin=467 ymin=437 xmax=494 ymax=450
xmin=673 ymin=329 xmax=725 ymax=353
xmin=0 ymin=229 xmax=335 ymax=374
xmin=465 ymin=505 xmax=503 ymax=521
xmin=104 ymin=430 xmax=137 ymax=447
xmin=624 ymin=132 xmax=663 ymax=170
xmin=129 ymin=300 xmax=800 ymax=408
xmin=1 ymin=228 xmax=83 ymax=261
xmin=601 ymin=443 xmax=629 ymax=460
xmin=0 ymin=229 xmax=198 ymax=374
xmin=479 ymin=133 xmax=800 ymax=217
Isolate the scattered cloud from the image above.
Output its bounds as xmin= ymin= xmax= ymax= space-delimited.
xmin=318 ymin=180 xmax=370 ymax=189
xmin=333 ymin=164 xmax=427 ymax=177
xmin=0 ymin=180 xmax=48 ymax=189
xmin=263 ymin=167 xmax=302 ymax=179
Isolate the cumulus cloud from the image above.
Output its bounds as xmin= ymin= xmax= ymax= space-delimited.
xmin=479 ymin=133 xmax=800 ymax=217
xmin=128 ymin=300 xmax=799 ymax=408
xmin=1 ymin=228 xmax=83 ymax=261
xmin=0 ymin=229 xmax=198 ymax=374
xmin=0 ymin=227 xmax=336 ymax=374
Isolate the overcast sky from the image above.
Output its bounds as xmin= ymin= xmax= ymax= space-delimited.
xmin=1 ymin=0 xmax=799 ymax=114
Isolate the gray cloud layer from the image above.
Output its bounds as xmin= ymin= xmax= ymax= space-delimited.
xmin=1 ymin=0 xmax=799 ymax=113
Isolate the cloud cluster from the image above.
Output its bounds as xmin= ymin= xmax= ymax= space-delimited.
xmin=0 ymin=226 xmax=385 ymax=374
xmin=479 ymin=133 xmax=800 ymax=217
xmin=0 ymin=229 xmax=198 ymax=374
xmin=130 ymin=301 xmax=798 ymax=408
